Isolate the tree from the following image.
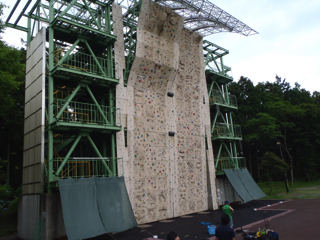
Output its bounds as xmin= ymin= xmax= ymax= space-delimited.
xmin=229 ymin=75 xmax=319 ymax=183
xmin=265 ymin=100 xmax=305 ymax=185
xmin=0 ymin=4 xmax=26 ymax=187
xmin=260 ymin=152 xmax=289 ymax=193
xmin=0 ymin=2 xmax=6 ymax=35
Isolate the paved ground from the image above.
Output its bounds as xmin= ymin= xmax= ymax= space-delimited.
xmin=235 ymin=199 xmax=320 ymax=240
xmin=92 ymin=200 xmax=285 ymax=240
xmin=2 ymin=199 xmax=319 ymax=240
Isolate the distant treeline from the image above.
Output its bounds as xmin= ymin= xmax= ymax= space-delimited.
xmin=229 ymin=76 xmax=320 ymax=182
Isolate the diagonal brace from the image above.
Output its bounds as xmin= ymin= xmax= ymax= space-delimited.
xmin=83 ymin=41 xmax=106 ymax=76
xmin=82 ymin=0 xmax=101 ymax=31
xmin=54 ymin=135 xmax=82 ymax=177
xmin=55 ymin=84 xmax=81 ymax=120
xmin=85 ymin=86 xmax=109 ymax=124
xmin=87 ymin=135 xmax=113 ymax=175
xmin=56 ymin=39 xmax=80 ymax=67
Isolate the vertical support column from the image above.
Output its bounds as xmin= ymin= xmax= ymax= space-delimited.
xmin=37 ymin=5 xmax=40 ymax=32
xmin=107 ymin=44 xmax=114 ymax=78
xmin=105 ymin=5 xmax=111 ymax=34
xmin=109 ymin=84 xmax=116 ymax=176
xmin=220 ymin=57 xmax=224 ymax=75
xmin=27 ymin=14 xmax=31 ymax=45
xmin=111 ymin=133 xmax=116 ymax=176
xmin=225 ymin=83 xmax=229 ymax=105
xmin=233 ymin=142 xmax=239 ymax=168
xmin=229 ymin=112 xmax=234 ymax=136
xmin=48 ymin=0 xmax=55 ymax=185
xmin=109 ymin=88 xmax=114 ymax=125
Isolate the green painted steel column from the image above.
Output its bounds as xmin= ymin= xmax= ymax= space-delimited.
xmin=107 ymin=44 xmax=114 ymax=78
xmin=37 ymin=5 xmax=40 ymax=32
xmin=111 ymin=133 xmax=116 ymax=176
xmin=225 ymin=84 xmax=230 ymax=105
xmin=105 ymin=5 xmax=111 ymax=35
xmin=233 ymin=142 xmax=239 ymax=168
xmin=229 ymin=112 xmax=234 ymax=136
xmin=48 ymin=0 xmax=55 ymax=184
xmin=109 ymin=88 xmax=114 ymax=125
xmin=220 ymin=57 xmax=225 ymax=75
xmin=27 ymin=14 xmax=31 ymax=45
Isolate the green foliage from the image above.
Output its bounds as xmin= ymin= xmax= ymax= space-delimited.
xmin=0 ymin=184 xmax=21 ymax=213
xmin=260 ymin=152 xmax=288 ymax=193
xmin=260 ymin=152 xmax=288 ymax=174
xmin=229 ymin=75 xmax=320 ymax=182
xmin=0 ymin=38 xmax=26 ymax=187
xmin=0 ymin=3 xmax=7 ymax=35
xmin=0 ymin=41 xmax=25 ymax=117
xmin=0 ymin=184 xmax=14 ymax=211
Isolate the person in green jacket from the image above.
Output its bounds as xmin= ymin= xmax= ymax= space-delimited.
xmin=222 ymin=200 xmax=234 ymax=228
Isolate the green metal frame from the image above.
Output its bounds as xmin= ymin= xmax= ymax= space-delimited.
xmin=204 ymin=40 xmax=245 ymax=175
xmin=7 ymin=0 xmax=122 ymax=190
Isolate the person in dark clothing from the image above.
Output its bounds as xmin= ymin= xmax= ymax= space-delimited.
xmin=167 ymin=231 xmax=180 ymax=240
xmin=215 ymin=214 xmax=235 ymax=240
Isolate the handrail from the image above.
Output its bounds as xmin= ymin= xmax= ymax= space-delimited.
xmin=54 ymin=50 xmax=119 ymax=79
xmin=209 ymin=89 xmax=237 ymax=108
xmin=215 ymin=157 xmax=246 ymax=173
xmin=53 ymin=98 xmax=121 ymax=126
xmin=50 ymin=157 xmax=124 ymax=179
xmin=212 ymin=122 xmax=242 ymax=138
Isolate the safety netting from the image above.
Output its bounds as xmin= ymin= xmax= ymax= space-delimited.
xmin=224 ymin=168 xmax=266 ymax=202
xmin=58 ymin=176 xmax=137 ymax=240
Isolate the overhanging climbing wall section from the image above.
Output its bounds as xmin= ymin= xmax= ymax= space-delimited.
xmin=124 ymin=0 xmax=217 ymax=224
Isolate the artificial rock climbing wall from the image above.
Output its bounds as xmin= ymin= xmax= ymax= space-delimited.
xmin=115 ymin=0 xmax=218 ymax=224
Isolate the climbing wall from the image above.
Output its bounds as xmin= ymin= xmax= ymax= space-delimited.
xmin=116 ymin=0 xmax=217 ymax=224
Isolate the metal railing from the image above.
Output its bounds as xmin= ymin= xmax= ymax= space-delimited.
xmin=54 ymin=99 xmax=121 ymax=127
xmin=54 ymin=50 xmax=119 ymax=79
xmin=51 ymin=157 xmax=123 ymax=179
xmin=206 ymin=64 xmax=233 ymax=78
xmin=209 ymin=89 xmax=237 ymax=108
xmin=215 ymin=157 xmax=246 ymax=173
xmin=212 ymin=123 xmax=242 ymax=139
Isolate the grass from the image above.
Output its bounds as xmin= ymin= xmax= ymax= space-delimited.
xmin=257 ymin=179 xmax=320 ymax=199
xmin=0 ymin=209 xmax=17 ymax=237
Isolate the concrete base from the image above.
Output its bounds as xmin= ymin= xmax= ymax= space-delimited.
xmin=215 ymin=176 xmax=242 ymax=206
xmin=17 ymin=192 xmax=66 ymax=240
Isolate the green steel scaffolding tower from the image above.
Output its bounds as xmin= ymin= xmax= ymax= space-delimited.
xmin=6 ymin=0 xmax=123 ymax=191
xmin=204 ymin=40 xmax=246 ymax=175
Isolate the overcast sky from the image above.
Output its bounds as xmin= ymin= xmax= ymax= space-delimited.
xmin=1 ymin=0 xmax=320 ymax=93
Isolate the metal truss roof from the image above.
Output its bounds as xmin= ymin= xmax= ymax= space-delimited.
xmin=153 ymin=0 xmax=258 ymax=36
